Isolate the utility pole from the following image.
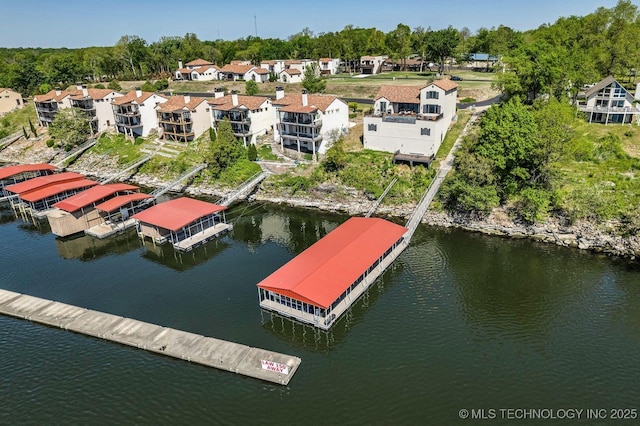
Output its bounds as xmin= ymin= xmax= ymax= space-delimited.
xmin=254 ymin=14 xmax=258 ymax=37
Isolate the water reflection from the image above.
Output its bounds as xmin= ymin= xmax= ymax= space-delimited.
xmin=55 ymin=231 xmax=141 ymax=261
xmin=140 ymin=238 xmax=229 ymax=271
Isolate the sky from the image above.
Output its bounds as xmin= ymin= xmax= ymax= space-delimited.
xmin=0 ymin=0 xmax=634 ymax=48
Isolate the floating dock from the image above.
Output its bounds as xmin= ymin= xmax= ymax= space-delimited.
xmin=0 ymin=289 xmax=301 ymax=385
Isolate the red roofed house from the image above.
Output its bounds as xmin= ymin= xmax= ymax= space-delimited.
xmin=33 ymin=88 xmax=75 ymax=127
xmin=218 ymin=63 xmax=257 ymax=81
xmin=0 ymin=164 xmax=58 ymax=197
xmin=279 ymin=68 xmax=303 ymax=84
xmin=133 ymin=197 xmax=229 ymax=251
xmin=363 ymin=80 xmax=458 ymax=159
xmin=0 ymin=88 xmax=24 ymax=115
xmin=48 ymin=183 xmax=143 ymax=237
xmin=246 ymin=67 xmax=271 ymax=83
xmin=69 ymin=83 xmax=123 ymax=133
xmin=272 ymin=87 xmax=349 ymax=156
xmin=209 ymin=89 xmax=272 ymax=146
xmin=156 ymin=95 xmax=211 ymax=143
xmin=112 ymin=89 xmax=168 ymax=137
xmin=174 ymin=59 xmax=220 ymax=81
xmin=257 ymin=217 xmax=408 ymax=329
xmin=260 ymin=60 xmax=285 ymax=76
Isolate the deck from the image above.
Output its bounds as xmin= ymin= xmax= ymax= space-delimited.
xmin=85 ymin=218 xmax=137 ymax=239
xmin=0 ymin=289 xmax=301 ymax=385
xmin=173 ymin=223 xmax=232 ymax=252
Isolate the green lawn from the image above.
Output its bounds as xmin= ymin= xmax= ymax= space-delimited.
xmin=0 ymin=104 xmax=38 ymax=138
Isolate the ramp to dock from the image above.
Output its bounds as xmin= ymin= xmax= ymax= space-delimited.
xmin=219 ymin=171 xmax=269 ymax=207
xmin=147 ymin=163 xmax=207 ymax=201
xmin=0 ymin=289 xmax=301 ymax=385
xmin=52 ymin=138 xmax=98 ymax=167
xmin=100 ymin=153 xmax=155 ymax=184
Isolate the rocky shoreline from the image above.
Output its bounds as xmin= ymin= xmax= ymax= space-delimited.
xmin=2 ymin=146 xmax=639 ymax=261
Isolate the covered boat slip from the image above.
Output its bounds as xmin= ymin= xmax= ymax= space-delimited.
xmin=133 ymin=197 xmax=230 ymax=252
xmin=4 ymin=171 xmax=85 ymax=196
xmin=47 ymin=183 xmax=143 ymax=237
xmin=257 ymin=217 xmax=408 ymax=330
xmin=85 ymin=193 xmax=154 ymax=239
xmin=0 ymin=163 xmax=58 ymax=197
xmin=18 ymin=179 xmax=99 ymax=216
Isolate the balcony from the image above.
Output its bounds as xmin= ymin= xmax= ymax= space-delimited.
xmin=368 ymin=111 xmax=443 ymax=123
xmin=159 ymin=113 xmax=192 ymax=124
xmin=114 ymin=106 xmax=140 ymax=116
xmin=115 ymin=117 xmax=142 ymax=128
xmin=214 ymin=112 xmax=250 ymax=124
xmin=280 ymin=113 xmax=322 ymax=126
xmin=72 ymin=100 xmax=95 ymax=113
xmin=230 ymin=123 xmax=251 ymax=135
xmin=578 ymin=105 xmax=640 ymax=114
xmin=279 ymin=130 xmax=322 ymax=142
xmin=35 ymin=103 xmax=58 ymax=113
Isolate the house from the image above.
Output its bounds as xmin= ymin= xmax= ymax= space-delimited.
xmin=260 ymin=60 xmax=285 ymax=76
xmin=246 ymin=67 xmax=271 ymax=83
xmin=578 ymin=76 xmax=640 ymax=125
xmin=209 ymin=88 xmax=272 ymax=146
xmin=279 ymin=68 xmax=303 ymax=84
xmin=363 ymin=80 xmax=458 ymax=161
xmin=0 ymin=88 xmax=24 ymax=115
xmin=360 ymin=55 xmax=388 ymax=74
xmin=156 ymin=95 xmax=211 ymax=142
xmin=133 ymin=197 xmax=230 ymax=251
xmin=318 ymin=58 xmax=341 ymax=75
xmin=387 ymin=58 xmax=423 ymax=72
xmin=464 ymin=53 xmax=500 ymax=71
xmin=33 ymin=88 xmax=74 ymax=127
xmin=112 ymin=89 xmax=168 ymax=138
xmin=69 ymin=84 xmax=123 ymax=133
xmin=272 ymin=88 xmax=349 ymax=156
xmin=218 ymin=63 xmax=256 ymax=81
xmin=174 ymin=59 xmax=220 ymax=81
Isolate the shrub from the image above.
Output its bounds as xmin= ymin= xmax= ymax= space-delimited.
xmin=247 ymin=144 xmax=258 ymax=161
xmin=108 ymin=80 xmax=122 ymax=91
xmin=517 ymin=187 xmax=552 ymax=223
xmin=46 ymin=140 xmax=55 ymax=148
xmin=94 ymin=83 xmax=106 ymax=89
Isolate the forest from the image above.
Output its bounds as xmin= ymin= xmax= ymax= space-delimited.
xmin=1 ymin=1 xmax=638 ymax=98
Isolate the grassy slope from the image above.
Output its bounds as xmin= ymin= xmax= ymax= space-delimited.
xmin=0 ymin=104 xmax=38 ymax=137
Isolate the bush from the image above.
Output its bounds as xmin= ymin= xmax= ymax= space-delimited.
xmin=93 ymin=83 xmax=106 ymax=89
xmin=517 ymin=187 xmax=552 ymax=223
xmin=247 ymin=144 xmax=258 ymax=161
xmin=46 ymin=140 xmax=55 ymax=148
xmin=134 ymin=137 xmax=145 ymax=145
xmin=108 ymin=80 xmax=122 ymax=91
xmin=349 ymin=113 xmax=357 ymax=119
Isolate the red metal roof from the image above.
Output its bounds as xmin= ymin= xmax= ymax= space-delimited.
xmin=52 ymin=183 xmax=140 ymax=213
xmin=0 ymin=164 xmax=57 ymax=180
xmin=5 ymin=172 xmax=85 ymax=194
xmin=96 ymin=193 xmax=153 ymax=213
xmin=132 ymin=197 xmax=227 ymax=232
xmin=20 ymin=179 xmax=98 ymax=203
xmin=257 ymin=217 xmax=407 ymax=309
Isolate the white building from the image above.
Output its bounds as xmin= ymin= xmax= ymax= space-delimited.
xmin=363 ymin=80 xmax=458 ymax=159
xmin=209 ymin=89 xmax=273 ymax=146
xmin=33 ymin=89 xmax=75 ymax=127
xmin=218 ymin=64 xmax=256 ymax=81
xmin=69 ymin=84 xmax=123 ymax=133
xmin=246 ymin=67 xmax=271 ymax=83
xmin=279 ymin=69 xmax=303 ymax=84
xmin=272 ymin=88 xmax=349 ymax=156
xmin=579 ymin=76 xmax=640 ymax=125
xmin=174 ymin=59 xmax=220 ymax=81
xmin=260 ymin=60 xmax=285 ymax=76
xmin=318 ymin=58 xmax=340 ymax=75
xmin=112 ymin=89 xmax=168 ymax=138
xmin=0 ymin=88 xmax=24 ymax=115
xmin=360 ymin=56 xmax=388 ymax=74
xmin=156 ymin=95 xmax=211 ymax=142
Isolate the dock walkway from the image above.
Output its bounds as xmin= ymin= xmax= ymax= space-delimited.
xmin=0 ymin=289 xmax=300 ymax=385
xmin=173 ymin=223 xmax=232 ymax=252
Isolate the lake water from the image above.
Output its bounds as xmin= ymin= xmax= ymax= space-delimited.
xmin=1 ymin=200 xmax=639 ymax=425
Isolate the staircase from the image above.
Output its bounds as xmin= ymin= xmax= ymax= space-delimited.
xmin=141 ymin=139 xmax=186 ymax=159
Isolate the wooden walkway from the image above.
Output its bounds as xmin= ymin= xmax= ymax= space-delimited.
xmin=0 ymin=289 xmax=301 ymax=385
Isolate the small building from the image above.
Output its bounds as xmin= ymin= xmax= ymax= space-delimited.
xmin=257 ymin=217 xmax=408 ymax=330
xmin=85 ymin=192 xmax=154 ymax=239
xmin=218 ymin=64 xmax=256 ymax=81
xmin=0 ymin=163 xmax=58 ymax=197
xmin=246 ymin=67 xmax=271 ymax=83
xmin=578 ymin=76 xmax=640 ymax=125
xmin=260 ymin=60 xmax=285 ymax=76
xmin=174 ymin=59 xmax=220 ymax=81
xmin=209 ymin=90 xmax=272 ymax=146
xmin=69 ymin=84 xmax=123 ymax=133
xmin=363 ymin=80 xmax=458 ymax=159
xmin=464 ymin=53 xmax=500 ymax=71
xmin=33 ymin=88 xmax=74 ymax=127
xmin=112 ymin=89 xmax=168 ymax=137
xmin=360 ymin=55 xmax=388 ymax=74
xmin=133 ymin=197 xmax=230 ymax=251
xmin=272 ymin=88 xmax=349 ymax=155
xmin=156 ymin=95 xmax=211 ymax=143
xmin=0 ymin=88 xmax=24 ymax=115
xmin=318 ymin=58 xmax=341 ymax=75
xmin=18 ymin=178 xmax=98 ymax=214
xmin=5 ymin=171 xmax=85 ymax=197
xmin=279 ymin=68 xmax=303 ymax=84
xmin=47 ymin=183 xmax=142 ymax=237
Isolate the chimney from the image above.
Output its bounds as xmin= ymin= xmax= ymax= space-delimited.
xmin=184 ymin=94 xmax=191 ymax=104
xmin=275 ymin=86 xmax=284 ymax=100
xmin=178 ymin=59 xmax=183 ymax=69
xmin=76 ymin=82 xmax=83 ymax=91
xmin=214 ymin=87 xmax=224 ymax=99
xmin=82 ymin=85 xmax=88 ymax=97
xmin=302 ymin=89 xmax=308 ymax=106
xmin=135 ymin=87 xmax=142 ymax=98
xmin=231 ymin=90 xmax=238 ymax=107
xmin=55 ymin=87 xmax=61 ymax=96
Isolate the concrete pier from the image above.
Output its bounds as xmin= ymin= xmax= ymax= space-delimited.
xmin=0 ymin=289 xmax=301 ymax=385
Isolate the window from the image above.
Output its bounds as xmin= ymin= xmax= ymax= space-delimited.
xmin=379 ymin=101 xmax=387 ymax=113
xmin=426 ymin=91 xmax=439 ymax=99
xmin=422 ymin=104 xmax=441 ymax=114
xmin=421 ymin=128 xmax=431 ymax=136
xmin=368 ymin=123 xmax=377 ymax=131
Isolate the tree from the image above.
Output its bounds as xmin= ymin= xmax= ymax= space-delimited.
xmin=247 ymin=143 xmax=258 ymax=161
xmin=29 ymin=120 xmax=37 ymax=138
xmin=245 ymin=80 xmax=258 ymax=96
xmin=108 ymin=80 xmax=122 ymax=91
xmin=208 ymin=120 xmax=244 ymax=177
xmin=302 ymin=62 xmax=326 ymax=93
xmin=322 ymin=138 xmax=347 ymax=172
xmin=426 ymin=27 xmax=460 ymax=74
xmin=386 ymin=23 xmax=412 ymax=70
xmin=48 ymin=108 xmax=92 ymax=150
xmin=115 ymin=35 xmax=148 ymax=78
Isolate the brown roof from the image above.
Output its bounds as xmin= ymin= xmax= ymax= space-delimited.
xmin=319 ymin=58 xmax=333 ymax=62
xmin=194 ymin=65 xmax=220 ymax=74
xmin=261 ymin=60 xmax=279 ymax=65
xmin=112 ymin=90 xmax=166 ymax=106
xmin=285 ymin=60 xmax=302 ymax=65
xmin=34 ymin=89 xmax=75 ymax=103
xmin=157 ymin=96 xmax=208 ymax=112
xmin=274 ymin=93 xmax=340 ymax=112
xmin=432 ymin=79 xmax=458 ymax=92
xmin=585 ymin=75 xmax=617 ymax=98
xmin=230 ymin=60 xmax=251 ymax=65
xmin=70 ymin=88 xmax=117 ymax=101
xmin=185 ymin=59 xmax=214 ymax=67
xmin=219 ymin=64 xmax=255 ymax=74
xmin=283 ymin=69 xmax=302 ymax=75
xmin=208 ymin=94 xmax=269 ymax=111
xmin=252 ymin=67 xmax=270 ymax=75
xmin=176 ymin=68 xmax=192 ymax=74
xmin=374 ymin=86 xmax=422 ymax=104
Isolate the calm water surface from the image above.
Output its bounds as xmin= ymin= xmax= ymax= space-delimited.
xmin=0 ymin=200 xmax=639 ymax=425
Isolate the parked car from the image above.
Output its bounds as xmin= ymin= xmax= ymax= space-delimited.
xmin=450 ymin=75 xmax=463 ymax=81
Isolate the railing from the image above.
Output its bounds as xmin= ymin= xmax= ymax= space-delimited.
xmin=0 ymin=131 xmax=23 ymax=149
xmin=100 ymin=153 xmax=155 ymax=184
xmin=52 ymin=138 xmax=97 ymax=167
xmin=35 ymin=105 xmax=58 ymax=113
xmin=219 ymin=171 xmax=269 ymax=207
xmin=280 ymin=131 xmax=322 ymax=142
xmin=159 ymin=117 xmax=192 ymax=124
xmin=365 ymin=178 xmax=398 ymax=218
xmin=578 ymin=105 xmax=640 ymax=113
xmin=281 ymin=115 xmax=322 ymax=126
xmin=147 ymin=163 xmax=206 ymax=200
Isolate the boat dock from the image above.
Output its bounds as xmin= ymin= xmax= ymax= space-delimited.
xmin=0 ymin=289 xmax=301 ymax=385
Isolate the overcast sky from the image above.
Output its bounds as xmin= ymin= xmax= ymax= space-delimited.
xmin=0 ymin=0 xmax=631 ymax=48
